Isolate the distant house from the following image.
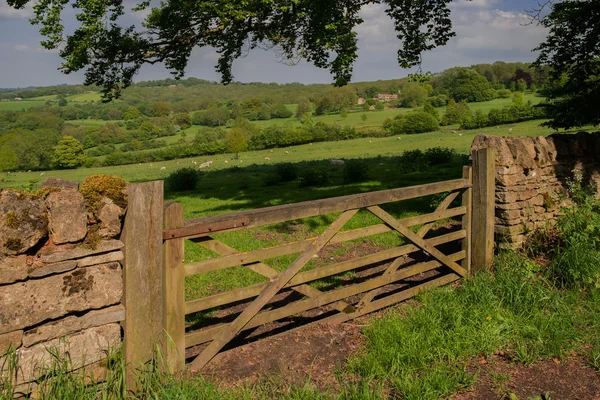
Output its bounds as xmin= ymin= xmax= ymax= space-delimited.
xmin=14 ymin=97 xmax=22 ymax=101
xmin=376 ymin=93 xmax=398 ymax=102
xmin=357 ymin=97 xmax=366 ymax=105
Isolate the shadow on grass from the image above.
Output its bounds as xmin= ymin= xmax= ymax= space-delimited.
xmin=164 ymin=154 xmax=468 ymax=218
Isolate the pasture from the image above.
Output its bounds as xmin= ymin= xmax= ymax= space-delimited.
xmin=0 ymin=100 xmax=46 ymax=111
xmin=0 ymin=118 xmax=567 ymax=193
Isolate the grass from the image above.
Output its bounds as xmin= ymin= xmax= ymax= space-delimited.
xmin=65 ymin=119 xmax=123 ymax=127
xmin=0 ymin=100 xmax=47 ymax=111
xmin=3 ymin=118 xmax=587 ymax=192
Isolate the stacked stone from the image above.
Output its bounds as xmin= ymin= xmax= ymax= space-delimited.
xmin=471 ymin=132 xmax=600 ymax=249
xmin=0 ymin=178 xmax=127 ymax=395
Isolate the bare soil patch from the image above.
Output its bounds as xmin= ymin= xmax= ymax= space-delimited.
xmin=454 ymin=356 xmax=600 ymax=400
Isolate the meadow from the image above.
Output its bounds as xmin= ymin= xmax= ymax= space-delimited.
xmin=1 ymin=118 xmax=569 ymax=193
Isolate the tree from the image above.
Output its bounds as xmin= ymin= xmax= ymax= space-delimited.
xmin=152 ymin=102 xmax=172 ymax=117
xmin=226 ymin=128 xmax=248 ymax=158
xmin=52 ymin=136 xmax=86 ymax=169
xmin=57 ymin=96 xmax=68 ymax=107
xmin=423 ymin=103 xmax=439 ymax=121
xmin=435 ymin=68 xmax=495 ymax=102
xmin=533 ymin=1 xmax=600 ymax=129
xmin=0 ymin=146 xmax=18 ymax=172
xmin=173 ymin=112 xmax=192 ymax=129
xmin=441 ymin=99 xmax=471 ymax=125
xmin=399 ymin=83 xmax=428 ymax=108
xmin=9 ymin=1 xmax=458 ymax=99
xmin=514 ymin=79 xmax=527 ymax=92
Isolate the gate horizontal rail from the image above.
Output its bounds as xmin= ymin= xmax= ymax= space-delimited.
xmin=163 ymin=178 xmax=471 ymax=240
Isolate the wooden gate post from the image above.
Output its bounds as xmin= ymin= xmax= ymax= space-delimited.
xmin=471 ymin=148 xmax=496 ymax=272
xmin=462 ymin=165 xmax=472 ymax=276
xmin=121 ymin=181 xmax=164 ymax=388
xmin=163 ymin=202 xmax=185 ymax=373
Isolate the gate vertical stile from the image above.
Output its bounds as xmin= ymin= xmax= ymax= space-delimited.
xmin=462 ymin=166 xmax=473 ymax=276
xmin=471 ymin=147 xmax=496 ymax=272
xmin=163 ymin=202 xmax=186 ymax=373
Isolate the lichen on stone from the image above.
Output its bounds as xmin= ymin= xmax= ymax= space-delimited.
xmin=79 ymin=175 xmax=127 ymax=214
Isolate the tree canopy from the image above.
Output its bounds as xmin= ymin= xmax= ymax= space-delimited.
xmin=533 ymin=0 xmax=600 ymax=129
xmin=8 ymin=0 xmax=459 ymax=99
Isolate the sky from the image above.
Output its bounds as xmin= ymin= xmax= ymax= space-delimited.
xmin=0 ymin=0 xmax=549 ymax=88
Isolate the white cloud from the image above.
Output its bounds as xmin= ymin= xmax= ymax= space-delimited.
xmin=0 ymin=3 xmax=33 ymax=19
xmin=13 ymin=44 xmax=31 ymax=52
xmin=452 ymin=0 xmax=500 ymax=8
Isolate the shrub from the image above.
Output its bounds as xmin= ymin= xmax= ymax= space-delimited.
xmin=424 ymin=147 xmax=456 ymax=165
xmin=299 ymin=167 xmax=329 ymax=187
xmin=276 ymin=163 xmax=298 ymax=182
xmin=343 ymin=159 xmax=369 ymax=183
xmin=165 ymin=167 xmax=201 ymax=191
xmin=80 ymin=174 xmax=127 ymax=213
xmin=397 ymin=149 xmax=428 ymax=173
xmin=385 ymin=111 xmax=439 ymax=135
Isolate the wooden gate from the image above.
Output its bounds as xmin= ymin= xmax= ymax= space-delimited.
xmin=122 ymin=148 xmax=495 ymax=377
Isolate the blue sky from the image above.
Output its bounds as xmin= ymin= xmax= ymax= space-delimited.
xmin=0 ymin=0 xmax=549 ymax=88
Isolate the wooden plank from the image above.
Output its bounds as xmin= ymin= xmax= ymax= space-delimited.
xmin=188 ymin=209 xmax=358 ymax=371
xmin=121 ymin=181 xmax=164 ymax=388
xmin=184 ymin=206 xmax=467 ymax=276
xmin=326 ymin=273 xmax=461 ymax=324
xmin=462 ymin=166 xmax=473 ymax=276
xmin=167 ymin=179 xmax=471 ymax=239
xmin=163 ymin=217 xmax=250 ymax=240
xmin=184 ymin=230 xmax=466 ymax=314
xmin=357 ymin=190 xmax=462 ymax=307
xmin=163 ymin=202 xmax=186 ymax=373
xmin=417 ymin=192 xmax=460 ymax=237
xmin=199 ymin=240 xmax=354 ymax=314
xmin=367 ymin=206 xmax=468 ymax=277
xmin=185 ymin=251 xmax=465 ymax=347
xmin=471 ymin=148 xmax=495 ymax=272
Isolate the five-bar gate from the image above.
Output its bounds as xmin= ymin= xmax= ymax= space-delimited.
xmin=121 ymin=148 xmax=495 ymax=378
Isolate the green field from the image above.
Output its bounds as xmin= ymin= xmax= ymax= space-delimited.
xmin=66 ymin=119 xmax=122 ymax=127
xmin=2 ymin=118 xmax=590 ymax=195
xmin=65 ymin=91 xmax=105 ymax=102
xmin=0 ymin=100 xmax=47 ymax=111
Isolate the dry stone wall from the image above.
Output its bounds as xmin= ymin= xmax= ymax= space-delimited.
xmin=0 ymin=177 xmax=127 ymax=394
xmin=471 ymin=132 xmax=600 ymax=249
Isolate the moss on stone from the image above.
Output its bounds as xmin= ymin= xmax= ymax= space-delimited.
xmin=80 ymin=226 xmax=101 ymax=250
xmin=542 ymin=192 xmax=556 ymax=210
xmin=5 ymin=212 xmax=19 ymax=230
xmin=35 ymin=187 xmax=61 ymax=198
xmin=79 ymin=175 xmax=127 ymax=214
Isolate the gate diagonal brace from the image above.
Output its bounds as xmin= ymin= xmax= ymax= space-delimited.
xmin=367 ymin=206 xmax=468 ymax=277
xmin=198 ymin=239 xmax=355 ymax=313
xmin=358 ymin=191 xmax=461 ymax=307
xmin=189 ymin=209 xmax=359 ymax=371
